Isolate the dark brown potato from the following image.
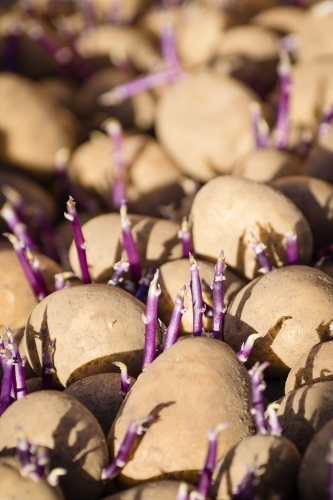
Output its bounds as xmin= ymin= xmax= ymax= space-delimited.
xmin=276 ymin=380 xmax=333 ymax=454
xmin=270 ymin=175 xmax=333 ymax=251
xmin=224 ymin=266 xmax=333 ymax=378
xmin=304 ymin=127 xmax=333 ymax=185
xmin=0 ymin=391 xmax=108 ymax=500
xmin=25 ymin=284 xmax=156 ymax=386
xmin=285 ymin=340 xmax=333 ymax=393
xmin=103 ymin=480 xmax=201 ymax=499
xmin=109 ymin=337 xmax=254 ymax=488
xmin=190 ymin=175 xmax=313 ymax=281
xmin=213 ymin=434 xmax=301 ymax=500
xmin=68 ymin=213 xmax=182 ymax=283
xmin=64 ymin=373 xmax=136 ymax=436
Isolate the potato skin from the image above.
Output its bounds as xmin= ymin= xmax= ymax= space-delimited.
xmin=190 ymin=176 xmax=313 ymax=281
xmin=0 ymin=391 xmax=108 ymax=500
xmin=103 ymin=480 xmax=199 ymax=500
xmin=213 ymin=434 xmax=301 ymax=500
xmin=109 ymin=337 xmax=254 ymax=488
xmin=24 ymin=284 xmax=152 ymax=386
xmin=224 ymin=266 xmax=333 ymax=377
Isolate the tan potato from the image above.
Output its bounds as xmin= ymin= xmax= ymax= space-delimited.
xmin=104 ymin=480 xmax=200 ymax=499
xmin=0 ymin=73 xmax=77 ymax=174
xmin=0 ymin=248 xmax=62 ymax=337
xmin=0 ymin=391 xmax=108 ymax=500
xmin=213 ymin=434 xmax=301 ymax=500
xmin=156 ymin=72 xmax=259 ymax=182
xmin=285 ymin=340 xmax=333 ymax=393
xmin=40 ymin=77 xmax=77 ymax=112
xmin=0 ymin=456 xmax=65 ymax=500
xmin=190 ymin=175 xmax=313 ymax=281
xmin=68 ymin=213 xmax=182 ymax=283
xmin=109 ymin=337 xmax=254 ymax=488
xmin=224 ymin=266 xmax=333 ymax=377
xmin=158 ymin=258 xmax=246 ymax=335
xmin=270 ymin=175 xmax=333 ymax=251
xmin=276 ymin=380 xmax=333 ymax=453
xmin=298 ymin=418 xmax=333 ymax=500
xmin=304 ymin=126 xmax=333 ymax=185
xmin=64 ymin=373 xmax=136 ymax=436
xmin=251 ymin=6 xmax=306 ymax=34
xmin=233 ymin=148 xmax=301 ymax=184
xmin=297 ymin=7 xmax=333 ymax=61
xmin=24 ymin=284 xmax=159 ymax=385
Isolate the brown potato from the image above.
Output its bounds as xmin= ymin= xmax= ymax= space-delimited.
xmin=285 ymin=340 xmax=333 ymax=393
xmin=68 ymin=213 xmax=182 ymax=283
xmin=64 ymin=373 xmax=136 ymax=436
xmin=158 ymin=258 xmax=246 ymax=335
xmin=276 ymin=381 xmax=333 ymax=453
xmin=233 ymin=148 xmax=301 ymax=184
xmin=0 ymin=391 xmax=108 ymax=500
xmin=104 ymin=480 xmax=200 ymax=499
xmin=190 ymin=175 xmax=313 ymax=281
xmin=270 ymin=175 xmax=333 ymax=252
xmin=24 ymin=284 xmax=158 ymax=385
xmin=304 ymin=126 xmax=333 ymax=185
xmin=0 ymin=456 xmax=65 ymax=500
xmin=298 ymin=418 xmax=333 ymax=500
xmin=0 ymin=248 xmax=61 ymax=337
xmin=213 ymin=434 xmax=301 ymax=500
xmin=224 ymin=266 xmax=333 ymax=377
xmin=26 ymin=377 xmax=43 ymax=394
xmin=156 ymin=72 xmax=259 ymax=182
xmin=251 ymin=6 xmax=306 ymax=34
xmin=109 ymin=337 xmax=254 ymax=487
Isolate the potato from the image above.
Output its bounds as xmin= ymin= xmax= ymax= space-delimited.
xmin=0 ymin=247 xmax=61 ymax=337
xmin=0 ymin=391 xmax=108 ymax=500
xmin=68 ymin=213 xmax=182 ymax=283
xmin=104 ymin=480 xmax=200 ymax=499
xmin=270 ymin=175 xmax=333 ymax=251
xmin=158 ymin=258 xmax=246 ymax=335
xmin=298 ymin=418 xmax=333 ymax=500
xmin=297 ymin=7 xmax=333 ymax=61
xmin=190 ymin=175 xmax=313 ymax=281
xmin=233 ymin=148 xmax=301 ymax=183
xmin=285 ymin=340 xmax=333 ymax=393
xmin=0 ymin=456 xmax=65 ymax=500
xmin=0 ymin=73 xmax=77 ymax=174
xmin=304 ymin=126 xmax=333 ymax=185
xmin=212 ymin=434 xmax=301 ymax=500
xmin=24 ymin=284 xmax=158 ymax=386
xmin=40 ymin=77 xmax=77 ymax=112
xmin=276 ymin=381 xmax=333 ymax=453
xmin=26 ymin=377 xmax=43 ymax=394
xmin=155 ymin=72 xmax=259 ymax=182
xmin=64 ymin=373 xmax=136 ymax=436
xmin=109 ymin=337 xmax=254 ymax=487
xmin=224 ymin=266 xmax=333 ymax=377
xmin=77 ymin=0 xmax=153 ymax=25
xmin=251 ymin=6 xmax=306 ymax=34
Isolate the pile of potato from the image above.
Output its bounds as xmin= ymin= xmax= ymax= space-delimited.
xmin=1 ymin=0 xmax=333 ymax=498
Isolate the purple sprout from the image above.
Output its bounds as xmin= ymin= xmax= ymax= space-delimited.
xmin=113 ymin=361 xmax=131 ymax=398
xmin=178 ymin=216 xmax=192 ymax=258
xmin=108 ymin=253 xmax=130 ymax=287
xmin=318 ymin=104 xmax=333 ymax=138
xmin=248 ymin=232 xmax=273 ymax=275
xmin=274 ymin=50 xmax=292 ymax=151
xmin=232 ymin=463 xmax=261 ymax=500
xmin=104 ymin=119 xmax=127 ymax=211
xmin=236 ymin=333 xmax=265 ymax=363
xmin=1 ymin=201 xmax=36 ymax=250
xmin=55 ymin=272 xmax=77 ymax=291
xmin=248 ymin=361 xmax=269 ymax=435
xmin=120 ymin=201 xmax=142 ymax=286
xmin=189 ymin=254 xmax=205 ymax=337
xmin=142 ymin=270 xmax=161 ymax=371
xmin=64 ymin=196 xmax=91 ymax=285
xmin=211 ymin=250 xmax=227 ymax=341
xmin=101 ymin=415 xmax=154 ymax=481
xmin=5 ymin=326 xmax=27 ymax=401
xmin=250 ymin=102 xmax=270 ymax=150
xmin=42 ymin=339 xmax=56 ymax=391
xmin=160 ymin=21 xmax=180 ymax=70
xmin=177 ymin=483 xmax=189 ymax=500
xmin=163 ymin=285 xmax=187 ymax=351
xmin=0 ymin=349 xmax=14 ymax=415
xmin=285 ymin=224 xmax=298 ymax=266
xmin=135 ymin=268 xmax=155 ymax=302
xmin=266 ymin=403 xmax=282 ymax=436
xmin=26 ymin=249 xmax=51 ymax=298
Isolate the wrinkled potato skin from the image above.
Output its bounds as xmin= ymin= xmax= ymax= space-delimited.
xmin=68 ymin=213 xmax=182 ymax=283
xmin=0 ymin=391 xmax=108 ymax=500
xmin=0 ymin=248 xmax=61 ymax=336
xmin=0 ymin=456 xmax=65 ymax=500
xmin=109 ymin=337 xmax=254 ymax=488
xmin=158 ymin=258 xmax=246 ymax=334
xmin=25 ymin=284 xmax=151 ymax=386
xmin=213 ymin=435 xmax=300 ymax=500
xmin=276 ymin=381 xmax=333 ymax=454
xmin=190 ymin=176 xmax=313 ymax=281
xmin=298 ymin=419 xmax=333 ymax=500
xmin=224 ymin=266 xmax=333 ymax=377
xmin=285 ymin=341 xmax=333 ymax=393
xmin=104 ymin=480 xmax=200 ymax=499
